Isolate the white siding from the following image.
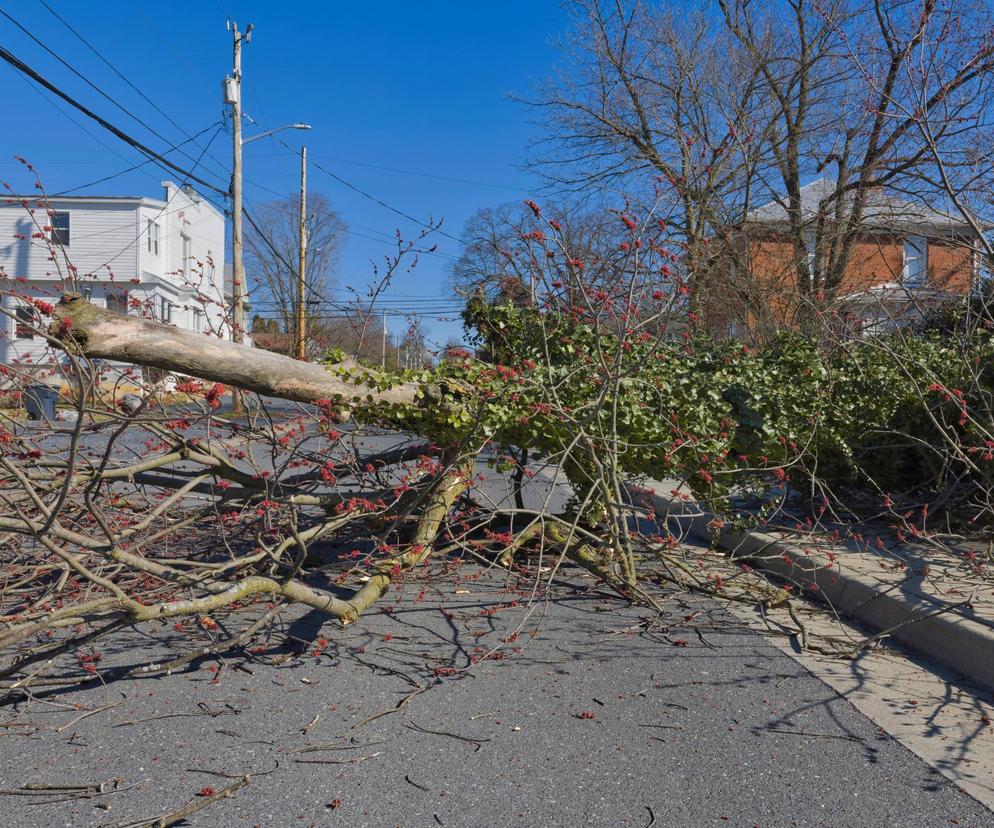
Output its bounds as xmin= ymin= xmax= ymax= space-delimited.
xmin=0 ymin=199 xmax=139 ymax=287
xmin=0 ymin=184 xmax=228 ymax=365
xmin=1 ymin=281 xmax=63 ymax=367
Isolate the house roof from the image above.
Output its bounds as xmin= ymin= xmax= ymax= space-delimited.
xmin=745 ymin=177 xmax=974 ymax=231
xmin=0 ymin=194 xmax=163 ymax=208
xmin=0 ymin=182 xmax=220 ymax=216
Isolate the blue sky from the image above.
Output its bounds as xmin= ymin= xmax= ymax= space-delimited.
xmin=0 ymin=1 xmax=570 ymax=347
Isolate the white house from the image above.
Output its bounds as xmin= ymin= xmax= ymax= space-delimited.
xmin=0 ymin=181 xmax=228 ymax=366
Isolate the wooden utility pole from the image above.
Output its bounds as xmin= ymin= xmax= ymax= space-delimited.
xmin=381 ymin=310 xmax=387 ymax=370
xmin=228 ymin=21 xmax=251 ymax=414
xmin=295 ymin=146 xmax=308 ymax=360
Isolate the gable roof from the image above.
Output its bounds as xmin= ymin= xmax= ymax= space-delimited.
xmin=745 ymin=177 xmax=974 ymax=231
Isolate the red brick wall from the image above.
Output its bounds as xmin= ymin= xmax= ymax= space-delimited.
xmin=739 ymin=233 xmax=974 ymax=329
xmin=928 ymin=242 xmax=974 ymax=292
xmin=715 ymin=230 xmax=977 ymax=340
xmin=838 ymin=235 xmax=904 ymax=293
xmin=746 ymin=237 xmax=800 ymax=328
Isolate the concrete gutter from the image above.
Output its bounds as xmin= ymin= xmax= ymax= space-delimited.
xmin=635 ymin=479 xmax=994 ymax=691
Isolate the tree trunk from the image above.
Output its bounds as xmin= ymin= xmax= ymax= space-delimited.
xmin=50 ymin=295 xmax=439 ymax=411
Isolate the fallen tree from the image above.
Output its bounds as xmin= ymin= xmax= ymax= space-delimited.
xmin=0 ymin=290 xmax=674 ymax=673
xmin=2 ymin=199 xmax=990 ymax=689
xmin=51 ymin=295 xmax=439 ymax=411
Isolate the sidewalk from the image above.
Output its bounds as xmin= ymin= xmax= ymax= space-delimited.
xmin=637 ymin=479 xmax=994 ymax=690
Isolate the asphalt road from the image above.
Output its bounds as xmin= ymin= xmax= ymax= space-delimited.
xmin=5 ymin=410 xmax=993 ymax=825
xmin=0 ymin=569 xmax=991 ymax=828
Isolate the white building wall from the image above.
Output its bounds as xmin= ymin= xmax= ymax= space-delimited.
xmin=0 ymin=184 xmax=228 ymax=366
xmin=140 ymin=183 xmax=227 ymax=335
xmin=0 ymin=198 xmax=140 ymax=286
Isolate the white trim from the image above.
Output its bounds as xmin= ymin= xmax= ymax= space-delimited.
xmin=902 ymin=235 xmax=927 ymax=287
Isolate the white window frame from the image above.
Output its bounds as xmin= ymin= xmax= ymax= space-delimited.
xmin=903 ymin=235 xmax=928 ymax=288
xmin=181 ymin=233 xmax=192 ymax=278
xmin=159 ymin=296 xmax=172 ymax=324
xmin=803 ymin=230 xmax=817 ymax=277
xmin=13 ymin=303 xmax=38 ymax=339
xmin=50 ymin=211 xmax=70 ymax=247
xmin=147 ymin=220 xmax=160 ymax=256
xmin=192 ymin=307 xmax=204 ymax=333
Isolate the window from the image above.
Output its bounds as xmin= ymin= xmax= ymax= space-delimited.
xmin=159 ymin=296 xmax=172 ymax=324
xmin=181 ymin=234 xmax=192 ymax=278
xmin=50 ymin=211 xmax=70 ymax=246
xmin=147 ymin=220 xmax=160 ymax=255
xmin=14 ymin=305 xmax=38 ymax=339
xmin=106 ymin=291 xmax=129 ymax=316
xmin=903 ymin=235 xmax=927 ymax=287
xmin=192 ymin=308 xmax=204 ymax=333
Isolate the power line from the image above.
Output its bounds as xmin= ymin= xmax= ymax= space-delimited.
xmin=37 ymin=0 xmax=221 ymax=162
xmin=250 ymin=149 xmax=530 ymax=192
xmin=241 ymin=198 xmax=461 ymax=316
xmin=0 ymin=41 xmax=229 ymax=196
xmin=311 ymin=154 xmax=530 ymax=192
xmin=88 ymin=125 xmax=226 ymax=272
xmin=0 ymin=15 xmax=466 ymax=327
xmin=250 ymin=297 xmax=464 ymax=307
xmin=51 ymin=121 xmax=223 ymax=195
xmin=15 ymin=6 xmax=474 ymax=273
xmin=276 ymin=137 xmax=466 ymax=246
xmin=0 ymin=7 xmax=228 ymax=183
xmin=256 ymin=311 xmax=464 ymax=322
xmin=5 ymin=59 xmax=148 ymax=174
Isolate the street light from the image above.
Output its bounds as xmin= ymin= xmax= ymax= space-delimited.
xmin=242 ymin=123 xmax=311 ymax=146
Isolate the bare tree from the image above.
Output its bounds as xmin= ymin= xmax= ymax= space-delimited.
xmin=525 ymin=1 xmax=771 ymax=310
xmin=244 ymin=193 xmax=348 ymax=344
xmin=451 ymin=200 xmax=632 ymax=309
xmin=397 ymin=318 xmax=431 ymax=370
xmin=531 ymin=0 xmax=994 ymax=333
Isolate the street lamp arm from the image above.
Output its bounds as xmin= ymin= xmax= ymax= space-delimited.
xmin=242 ymin=123 xmax=311 ymax=146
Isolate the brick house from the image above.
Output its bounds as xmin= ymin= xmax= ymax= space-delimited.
xmin=716 ymin=178 xmax=980 ymax=338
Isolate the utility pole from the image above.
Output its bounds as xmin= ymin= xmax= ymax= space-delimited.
xmin=226 ymin=21 xmax=252 ymax=414
xmin=295 ymin=146 xmax=307 ymax=360
xmin=381 ymin=310 xmax=387 ymax=370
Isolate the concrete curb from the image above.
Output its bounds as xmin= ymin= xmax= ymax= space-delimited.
xmin=636 ymin=481 xmax=994 ymax=691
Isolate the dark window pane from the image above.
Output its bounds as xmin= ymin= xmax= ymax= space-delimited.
xmin=106 ymin=292 xmax=129 ymax=315
xmin=51 ymin=212 xmax=70 ymax=246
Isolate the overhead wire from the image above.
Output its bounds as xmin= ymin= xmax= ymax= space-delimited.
xmin=51 ymin=121 xmax=223 ymax=196
xmin=37 ymin=0 xmax=221 ymax=158
xmin=89 ymin=124 xmax=226 ymax=271
xmin=0 ymin=14 xmax=476 ymax=326
xmin=246 ymin=148 xmax=530 ymax=192
xmin=0 ymin=41 xmax=229 ymax=196
xmin=0 ymin=6 xmax=230 ymax=184
xmin=275 ymin=136 xmax=467 ymax=246
xmin=4 ymin=61 xmax=148 ymax=174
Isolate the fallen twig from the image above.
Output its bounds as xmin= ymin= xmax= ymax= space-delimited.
xmin=102 ymin=774 xmax=249 ymax=828
xmin=406 ymin=719 xmax=490 ymax=746
xmin=56 ymin=700 xmax=124 ymax=733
